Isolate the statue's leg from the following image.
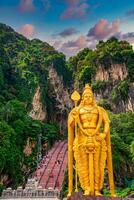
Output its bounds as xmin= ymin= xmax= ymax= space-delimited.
xmin=94 ymin=146 xmax=102 ymax=195
xmin=99 ymin=140 xmax=107 ymax=191
xmin=74 ymin=146 xmax=90 ymax=194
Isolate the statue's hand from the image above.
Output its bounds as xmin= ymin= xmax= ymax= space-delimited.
xmin=70 ymin=108 xmax=78 ymax=120
xmin=100 ymin=133 xmax=106 ymax=140
xmin=96 ymin=133 xmax=106 ymax=141
xmin=68 ymin=108 xmax=78 ymax=127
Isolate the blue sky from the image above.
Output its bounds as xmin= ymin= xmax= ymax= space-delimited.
xmin=0 ymin=0 xmax=134 ymax=57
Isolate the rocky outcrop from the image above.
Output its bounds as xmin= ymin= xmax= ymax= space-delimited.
xmin=29 ymin=86 xmax=46 ymax=121
xmin=94 ymin=63 xmax=128 ymax=81
xmin=93 ymin=64 xmax=134 ymax=113
xmin=48 ymin=65 xmax=72 ymax=133
xmin=23 ymin=138 xmax=36 ymax=156
xmin=112 ymin=83 xmax=134 ymax=112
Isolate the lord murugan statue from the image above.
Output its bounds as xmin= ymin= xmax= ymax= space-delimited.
xmin=68 ymin=84 xmax=116 ymax=197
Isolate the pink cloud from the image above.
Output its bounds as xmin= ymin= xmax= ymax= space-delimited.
xmin=18 ymin=24 xmax=35 ymax=38
xmin=122 ymin=32 xmax=134 ymax=43
xmin=114 ymin=32 xmax=134 ymax=45
xmin=56 ymin=27 xmax=79 ymax=37
xmin=18 ymin=0 xmax=35 ymax=12
xmin=61 ymin=0 xmax=89 ymax=20
xmin=87 ymin=19 xmax=120 ymax=40
xmin=52 ymin=40 xmax=63 ymax=49
xmin=65 ymin=35 xmax=87 ymax=48
xmin=58 ymin=35 xmax=96 ymax=58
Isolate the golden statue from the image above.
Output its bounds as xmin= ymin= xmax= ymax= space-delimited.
xmin=68 ymin=84 xmax=116 ymax=197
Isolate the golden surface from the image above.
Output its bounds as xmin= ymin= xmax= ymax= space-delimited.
xmin=68 ymin=84 xmax=116 ymax=197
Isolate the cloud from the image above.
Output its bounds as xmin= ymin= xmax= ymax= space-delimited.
xmin=115 ymin=32 xmax=134 ymax=44
xmin=126 ymin=9 xmax=134 ymax=17
xmin=62 ymin=35 xmax=88 ymax=48
xmin=56 ymin=28 xmax=79 ymax=37
xmin=18 ymin=24 xmax=35 ymax=38
xmin=122 ymin=32 xmax=134 ymax=42
xmin=52 ymin=40 xmax=63 ymax=49
xmin=18 ymin=0 xmax=35 ymax=12
xmin=87 ymin=19 xmax=120 ymax=40
xmin=57 ymin=35 xmax=96 ymax=58
xmin=60 ymin=0 xmax=89 ymax=20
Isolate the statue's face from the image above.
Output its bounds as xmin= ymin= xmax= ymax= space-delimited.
xmin=83 ymin=93 xmax=93 ymax=105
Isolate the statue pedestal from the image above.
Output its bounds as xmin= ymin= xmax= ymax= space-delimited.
xmin=67 ymin=192 xmax=122 ymax=200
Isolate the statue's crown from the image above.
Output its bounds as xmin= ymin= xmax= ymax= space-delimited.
xmin=82 ymin=84 xmax=93 ymax=96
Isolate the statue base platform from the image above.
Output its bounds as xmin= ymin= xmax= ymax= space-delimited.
xmin=67 ymin=192 xmax=122 ymax=200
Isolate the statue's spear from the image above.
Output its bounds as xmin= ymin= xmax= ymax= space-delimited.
xmin=71 ymin=90 xmax=80 ymax=193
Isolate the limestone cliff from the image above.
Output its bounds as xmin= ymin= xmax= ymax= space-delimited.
xmin=28 ymin=65 xmax=72 ymax=132
xmin=93 ymin=63 xmax=134 ymax=113
xmin=29 ymin=86 xmax=46 ymax=121
xmin=47 ymin=65 xmax=72 ymax=133
xmin=94 ymin=63 xmax=128 ymax=82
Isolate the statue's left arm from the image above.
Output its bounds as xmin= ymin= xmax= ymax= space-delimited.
xmin=99 ymin=107 xmax=110 ymax=140
xmin=101 ymin=108 xmax=116 ymax=197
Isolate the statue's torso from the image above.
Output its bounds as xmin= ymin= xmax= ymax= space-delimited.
xmin=79 ymin=106 xmax=99 ymax=129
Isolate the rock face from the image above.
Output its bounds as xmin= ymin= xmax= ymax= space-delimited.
xmin=29 ymin=86 xmax=46 ymax=121
xmin=93 ymin=63 xmax=134 ymax=113
xmin=48 ymin=65 xmax=72 ymax=133
xmin=23 ymin=138 xmax=36 ymax=156
xmin=113 ymin=83 xmax=134 ymax=112
xmin=28 ymin=65 xmax=72 ymax=132
xmin=95 ymin=63 xmax=128 ymax=81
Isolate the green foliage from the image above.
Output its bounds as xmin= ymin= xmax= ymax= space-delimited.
xmin=130 ymin=141 xmax=134 ymax=163
xmin=103 ymin=187 xmax=134 ymax=197
xmin=111 ymin=80 xmax=129 ymax=102
xmin=127 ymin=62 xmax=134 ymax=82
xmin=109 ymin=112 xmax=134 ymax=185
xmin=0 ymin=23 xmax=65 ymax=190
xmin=68 ymin=37 xmax=134 ymax=88
xmin=98 ymin=99 xmax=112 ymax=111
xmin=96 ymin=38 xmax=133 ymax=68
xmin=92 ymin=80 xmax=110 ymax=92
xmin=79 ymin=65 xmax=96 ymax=84
xmin=42 ymin=123 xmax=60 ymax=146
xmin=45 ymin=53 xmax=72 ymax=86
xmin=68 ymin=48 xmax=97 ymax=86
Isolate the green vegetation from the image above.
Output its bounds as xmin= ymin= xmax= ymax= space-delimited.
xmin=68 ymin=48 xmax=97 ymax=87
xmin=111 ymin=80 xmax=129 ymax=102
xmin=0 ymin=99 xmax=60 ymax=188
xmin=68 ymin=37 xmax=134 ymax=86
xmin=92 ymin=80 xmax=111 ymax=93
xmin=103 ymin=184 xmax=134 ymax=197
xmin=98 ymin=99 xmax=112 ymax=111
xmin=110 ymin=112 xmax=134 ymax=187
xmin=0 ymin=23 xmax=65 ymax=189
xmin=68 ymin=38 xmax=134 ymax=111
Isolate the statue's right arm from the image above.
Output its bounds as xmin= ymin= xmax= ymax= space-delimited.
xmin=68 ymin=107 xmax=78 ymax=196
xmin=68 ymin=107 xmax=79 ymax=151
xmin=68 ymin=107 xmax=78 ymax=128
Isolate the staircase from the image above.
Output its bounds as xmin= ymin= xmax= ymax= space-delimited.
xmin=0 ymin=140 xmax=68 ymax=200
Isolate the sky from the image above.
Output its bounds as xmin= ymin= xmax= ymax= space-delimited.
xmin=0 ymin=0 xmax=134 ymax=57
